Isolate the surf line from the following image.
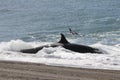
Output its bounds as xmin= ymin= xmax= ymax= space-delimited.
xmin=20 ymin=33 xmax=102 ymax=54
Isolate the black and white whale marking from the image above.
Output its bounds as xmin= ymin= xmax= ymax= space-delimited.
xmin=20 ymin=33 xmax=102 ymax=54
xmin=20 ymin=43 xmax=62 ymax=53
xmin=58 ymin=33 xmax=102 ymax=53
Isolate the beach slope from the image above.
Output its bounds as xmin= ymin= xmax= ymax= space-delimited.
xmin=0 ymin=61 xmax=119 ymax=80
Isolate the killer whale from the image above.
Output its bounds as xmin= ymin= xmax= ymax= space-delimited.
xmin=69 ymin=28 xmax=78 ymax=35
xmin=20 ymin=33 xmax=102 ymax=54
xmin=20 ymin=45 xmax=44 ymax=53
xmin=58 ymin=33 xmax=102 ymax=53
xmin=20 ymin=43 xmax=62 ymax=53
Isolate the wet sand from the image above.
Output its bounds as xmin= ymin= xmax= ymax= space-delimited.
xmin=0 ymin=60 xmax=119 ymax=80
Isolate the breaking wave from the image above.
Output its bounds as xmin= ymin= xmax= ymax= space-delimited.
xmin=0 ymin=39 xmax=120 ymax=70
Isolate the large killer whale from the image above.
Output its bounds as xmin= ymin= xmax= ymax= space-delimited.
xmin=58 ymin=33 xmax=102 ymax=53
xmin=20 ymin=33 xmax=102 ymax=54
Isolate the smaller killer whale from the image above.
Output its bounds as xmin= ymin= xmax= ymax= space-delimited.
xmin=20 ymin=33 xmax=102 ymax=54
xmin=69 ymin=28 xmax=78 ymax=35
xmin=20 ymin=43 xmax=62 ymax=53
xmin=20 ymin=45 xmax=45 ymax=53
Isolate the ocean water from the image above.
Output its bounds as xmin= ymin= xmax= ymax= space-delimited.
xmin=0 ymin=0 xmax=120 ymax=70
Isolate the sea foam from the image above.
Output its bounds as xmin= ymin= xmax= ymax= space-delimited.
xmin=0 ymin=40 xmax=120 ymax=70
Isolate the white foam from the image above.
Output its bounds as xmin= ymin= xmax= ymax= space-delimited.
xmin=0 ymin=40 xmax=120 ymax=70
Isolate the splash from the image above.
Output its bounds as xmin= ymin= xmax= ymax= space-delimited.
xmin=0 ymin=40 xmax=120 ymax=70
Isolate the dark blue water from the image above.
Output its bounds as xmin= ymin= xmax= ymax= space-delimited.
xmin=0 ymin=0 xmax=120 ymax=45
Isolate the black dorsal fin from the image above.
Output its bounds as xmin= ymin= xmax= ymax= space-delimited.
xmin=58 ymin=33 xmax=69 ymax=44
